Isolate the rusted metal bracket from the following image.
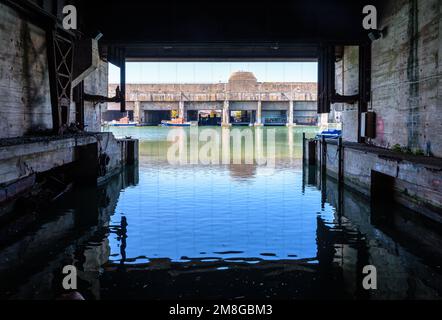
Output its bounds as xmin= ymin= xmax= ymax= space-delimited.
xmin=84 ymin=86 xmax=123 ymax=104
xmin=73 ymin=84 xmax=123 ymax=130
xmin=331 ymin=92 xmax=359 ymax=104
xmin=318 ymin=44 xmax=363 ymax=112
xmin=318 ymin=43 xmax=372 ymax=143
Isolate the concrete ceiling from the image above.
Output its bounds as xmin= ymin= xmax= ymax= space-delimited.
xmin=77 ymin=0 xmax=381 ymax=60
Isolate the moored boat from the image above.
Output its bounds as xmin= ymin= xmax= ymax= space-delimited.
xmin=160 ymin=118 xmax=195 ymax=127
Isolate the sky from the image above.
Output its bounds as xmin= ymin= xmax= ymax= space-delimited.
xmin=109 ymin=62 xmax=317 ymax=84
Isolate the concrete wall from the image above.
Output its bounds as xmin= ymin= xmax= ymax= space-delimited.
xmin=370 ymin=0 xmax=442 ymax=157
xmin=0 ymin=3 xmax=107 ymax=138
xmin=309 ymin=139 xmax=442 ymax=223
xmin=333 ymin=46 xmax=359 ymax=142
xmin=230 ymin=101 xmax=258 ymax=111
xmin=337 ymin=0 xmax=442 ymax=156
xmin=0 ymin=3 xmax=51 ymax=138
xmin=186 ymin=101 xmax=223 ymax=111
xmin=83 ymin=61 xmax=109 ymax=132
xmin=0 ymin=132 xmax=138 ymax=196
xmin=110 ymin=82 xmax=317 ymax=101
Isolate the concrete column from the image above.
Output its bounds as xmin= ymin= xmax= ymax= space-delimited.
xmin=222 ymin=100 xmax=231 ymax=127
xmin=179 ymin=100 xmax=187 ymax=121
xmin=287 ymin=100 xmax=294 ymax=126
xmin=319 ymin=113 xmax=329 ymax=130
xmin=134 ymin=101 xmax=142 ymax=125
xmin=255 ymin=100 xmax=263 ymax=126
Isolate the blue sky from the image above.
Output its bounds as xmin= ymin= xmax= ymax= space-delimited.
xmin=109 ymin=62 xmax=317 ymax=84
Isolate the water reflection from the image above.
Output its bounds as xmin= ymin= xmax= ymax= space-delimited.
xmin=0 ymin=127 xmax=441 ymax=300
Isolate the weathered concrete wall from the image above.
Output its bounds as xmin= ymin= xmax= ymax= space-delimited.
xmin=334 ymin=46 xmax=359 ymax=142
xmin=310 ymin=139 xmax=442 ymax=223
xmin=0 ymin=133 xmax=137 ymax=194
xmin=0 ymin=3 xmax=107 ymax=138
xmin=110 ymin=82 xmax=317 ymax=102
xmin=0 ymin=135 xmax=98 ymax=187
xmin=229 ymin=101 xmax=259 ymax=111
xmin=370 ymin=0 xmax=442 ymax=156
xmin=83 ymin=61 xmax=109 ymax=132
xmin=107 ymin=71 xmax=318 ymax=125
xmin=338 ymin=0 xmax=442 ymax=157
xmin=186 ymin=101 xmax=223 ymax=110
xmin=109 ymin=72 xmax=317 ymax=107
xmin=0 ymin=3 xmax=51 ymax=138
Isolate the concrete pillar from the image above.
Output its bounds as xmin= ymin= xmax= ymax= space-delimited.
xmin=319 ymin=113 xmax=329 ymax=130
xmin=255 ymin=100 xmax=263 ymax=126
xmin=134 ymin=101 xmax=145 ymax=125
xmin=287 ymin=100 xmax=294 ymax=126
xmin=222 ymin=100 xmax=231 ymax=127
xmin=179 ymin=100 xmax=187 ymax=121
xmin=134 ymin=101 xmax=141 ymax=124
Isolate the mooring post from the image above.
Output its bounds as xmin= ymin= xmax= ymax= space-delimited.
xmin=337 ymin=136 xmax=344 ymax=222
xmin=338 ymin=136 xmax=343 ymax=185
xmin=321 ymin=135 xmax=327 ymax=172
xmin=320 ymin=135 xmax=327 ymax=208
xmin=302 ymin=132 xmax=306 ymax=162
xmin=302 ymin=132 xmax=306 ymax=194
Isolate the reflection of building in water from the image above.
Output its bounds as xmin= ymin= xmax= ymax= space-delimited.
xmin=228 ymin=164 xmax=257 ymax=180
xmin=106 ymin=72 xmax=325 ymax=127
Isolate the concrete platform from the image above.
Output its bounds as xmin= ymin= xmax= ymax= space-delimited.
xmin=305 ymin=139 xmax=442 ymax=223
xmin=0 ymin=132 xmax=138 ymax=204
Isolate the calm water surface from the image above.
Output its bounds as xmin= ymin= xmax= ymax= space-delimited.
xmin=0 ymin=126 xmax=441 ymax=300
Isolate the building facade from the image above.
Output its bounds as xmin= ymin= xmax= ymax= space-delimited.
xmin=105 ymin=72 xmax=320 ymax=126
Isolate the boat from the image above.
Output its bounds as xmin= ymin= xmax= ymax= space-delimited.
xmin=160 ymin=118 xmax=195 ymax=127
xmin=316 ymin=129 xmax=342 ymax=139
xmin=106 ymin=116 xmax=137 ymax=127
xmin=107 ymin=120 xmax=137 ymax=127
xmin=108 ymin=122 xmax=137 ymax=127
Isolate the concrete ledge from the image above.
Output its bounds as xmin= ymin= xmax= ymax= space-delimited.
xmin=306 ymin=138 xmax=442 ymax=223
xmin=0 ymin=134 xmax=100 ymax=162
xmin=0 ymin=132 xmax=137 ymax=189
